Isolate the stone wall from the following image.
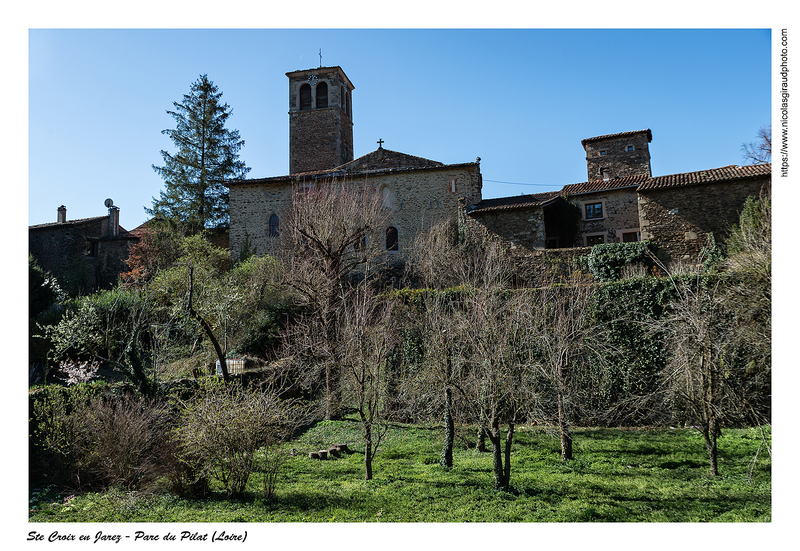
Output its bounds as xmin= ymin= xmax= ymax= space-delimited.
xmin=229 ymin=164 xmax=482 ymax=260
xmin=510 ymin=246 xmax=592 ymax=287
xmin=29 ymin=219 xmax=137 ymax=294
xmin=584 ymin=132 xmax=652 ymax=181
xmin=569 ymin=188 xmax=641 ymax=246
xmin=288 ymin=108 xmax=353 ymax=174
xmin=468 ymin=207 xmax=547 ymax=251
xmin=287 ymin=67 xmax=354 ymax=174
xmin=637 ymin=177 xmax=769 ymax=262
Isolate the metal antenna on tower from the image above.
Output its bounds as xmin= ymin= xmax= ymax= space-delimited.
xmin=319 ymin=49 xmax=322 ymax=68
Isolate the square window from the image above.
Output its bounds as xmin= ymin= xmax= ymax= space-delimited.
xmin=585 ymin=202 xmax=603 ymax=219
xmin=586 ymin=234 xmax=605 ymax=246
xmin=622 ymin=231 xmax=639 ymax=243
xmin=626 ymin=144 xmax=635 ymax=152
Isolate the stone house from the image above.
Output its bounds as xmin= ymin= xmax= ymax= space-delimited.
xmin=466 ymin=191 xmax=572 ymax=250
xmin=29 ymin=203 xmax=139 ymax=294
xmin=497 ymin=129 xmax=771 ymax=262
xmin=637 ymin=163 xmax=771 ymax=262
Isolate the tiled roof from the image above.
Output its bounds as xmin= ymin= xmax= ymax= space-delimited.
xmin=637 ymin=163 xmax=771 ymax=191
xmin=561 ymin=174 xmax=650 ymax=196
xmin=230 ymin=148 xmax=475 ymax=187
xmin=29 ymin=215 xmax=107 ymax=230
xmin=29 ymin=216 xmax=135 ymax=239
xmin=581 ymin=129 xmax=652 ymax=148
xmin=469 ymin=191 xmax=562 ymax=214
xmin=337 ymin=147 xmax=443 ymax=172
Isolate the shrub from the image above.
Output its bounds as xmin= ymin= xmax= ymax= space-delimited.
xmin=586 ymin=241 xmax=657 ymax=282
xmin=169 ymin=382 xmax=304 ymax=497
xmin=30 ymin=384 xmax=165 ymax=490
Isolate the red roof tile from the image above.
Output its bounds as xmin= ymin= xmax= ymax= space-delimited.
xmin=637 ymin=163 xmax=771 ymax=191
xmin=561 ymin=174 xmax=650 ymax=196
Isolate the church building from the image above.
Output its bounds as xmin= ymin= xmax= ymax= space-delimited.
xmin=227 ymin=65 xmax=482 ymax=261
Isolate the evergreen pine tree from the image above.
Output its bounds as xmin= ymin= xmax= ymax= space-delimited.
xmin=148 ymin=75 xmax=250 ymax=232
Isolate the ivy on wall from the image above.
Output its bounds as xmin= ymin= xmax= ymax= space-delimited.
xmin=586 ymin=241 xmax=658 ymax=282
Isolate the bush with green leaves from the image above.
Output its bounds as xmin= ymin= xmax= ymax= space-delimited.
xmin=43 ymin=287 xmax=156 ymax=391
xmin=586 ymin=241 xmax=657 ymax=282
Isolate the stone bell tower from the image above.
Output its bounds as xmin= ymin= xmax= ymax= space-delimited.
xmin=287 ymin=66 xmax=354 ymax=174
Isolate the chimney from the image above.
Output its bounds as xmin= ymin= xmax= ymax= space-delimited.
xmin=57 ymin=205 xmax=67 ymax=223
xmin=108 ymin=206 xmax=120 ymax=237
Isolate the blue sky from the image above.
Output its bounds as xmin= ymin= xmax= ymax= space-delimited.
xmin=27 ymin=28 xmax=771 ymax=231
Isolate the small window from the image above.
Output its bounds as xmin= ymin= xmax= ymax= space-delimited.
xmin=626 ymin=144 xmax=635 ymax=152
xmin=85 ymin=240 xmax=98 ymax=257
xmin=269 ymin=214 xmax=280 ymax=237
xmin=386 ymin=226 xmax=399 ymax=251
xmin=585 ymin=202 xmax=603 ymax=220
xmin=622 ymin=231 xmax=639 ymax=243
xmin=299 ymin=84 xmax=312 ymax=110
xmin=586 ymin=234 xmax=605 ymax=246
xmin=316 ymin=81 xmax=328 ymax=108
xmin=599 ymin=150 xmax=608 ymax=156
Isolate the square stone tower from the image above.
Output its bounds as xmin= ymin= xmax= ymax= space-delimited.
xmin=287 ymin=66 xmax=355 ymax=174
xmin=581 ymin=129 xmax=652 ymax=182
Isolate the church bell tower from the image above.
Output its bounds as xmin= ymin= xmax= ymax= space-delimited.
xmin=287 ymin=66 xmax=354 ymax=174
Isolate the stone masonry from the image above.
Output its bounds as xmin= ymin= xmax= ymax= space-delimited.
xmin=228 ymin=158 xmax=482 ymax=259
xmin=287 ymin=66 xmax=354 ymax=174
xmin=582 ymin=129 xmax=652 ymax=181
xmin=637 ymin=164 xmax=771 ymax=262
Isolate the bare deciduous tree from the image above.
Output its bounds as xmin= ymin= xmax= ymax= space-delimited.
xmin=522 ymin=271 xmax=617 ymax=461
xmin=339 ymin=284 xmax=396 ymax=480
xmin=276 ymin=180 xmax=390 ymax=419
xmin=741 ymin=125 xmax=771 ymax=165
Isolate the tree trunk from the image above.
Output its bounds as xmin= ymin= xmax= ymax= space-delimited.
xmin=488 ymin=416 xmax=508 ymax=491
xmin=476 ymin=410 xmax=487 ymax=452
xmin=503 ymin=421 xmax=514 ymax=487
xmin=440 ymin=386 xmax=454 ymax=468
xmin=557 ymin=390 xmax=572 ymax=461
xmin=440 ymin=350 xmax=455 ymax=467
xmin=188 ymin=266 xmax=229 ymax=382
xmin=556 ymin=359 xmax=572 ymax=461
xmin=703 ymin=420 xmax=720 ymax=476
xmin=701 ymin=351 xmax=719 ymax=476
xmin=364 ymin=422 xmax=373 ymax=481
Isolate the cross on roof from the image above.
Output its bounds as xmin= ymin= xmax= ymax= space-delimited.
xmin=377 ymin=138 xmax=384 ymax=148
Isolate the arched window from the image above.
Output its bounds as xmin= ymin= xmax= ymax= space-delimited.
xmin=299 ymin=84 xmax=312 ymax=110
xmin=386 ymin=226 xmax=399 ymax=251
xmin=269 ymin=214 xmax=280 ymax=237
xmin=315 ymin=82 xmax=328 ymax=108
xmin=381 ymin=186 xmax=395 ymax=210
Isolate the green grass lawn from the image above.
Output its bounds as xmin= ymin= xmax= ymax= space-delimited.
xmin=29 ymin=419 xmax=771 ymax=522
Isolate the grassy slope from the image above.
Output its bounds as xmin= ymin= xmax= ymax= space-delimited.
xmin=29 ymin=419 xmax=771 ymax=522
